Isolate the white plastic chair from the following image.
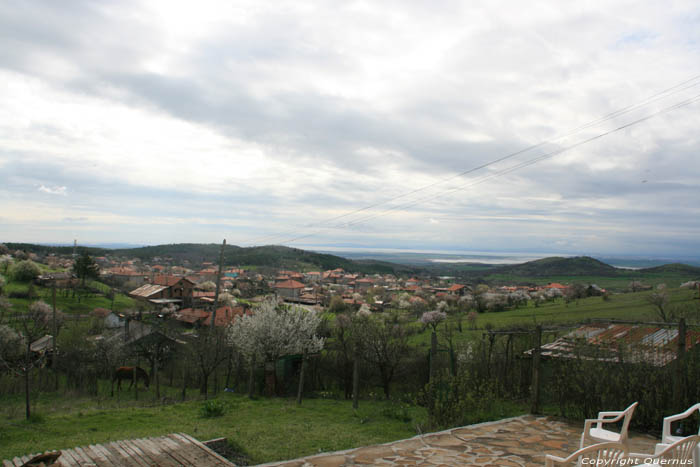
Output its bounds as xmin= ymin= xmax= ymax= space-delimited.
xmin=630 ymin=434 xmax=700 ymax=466
xmin=659 ymin=404 xmax=700 ymax=467
xmin=662 ymin=403 xmax=700 ymax=443
xmin=545 ymin=442 xmax=627 ymax=467
xmin=580 ymin=401 xmax=638 ymax=449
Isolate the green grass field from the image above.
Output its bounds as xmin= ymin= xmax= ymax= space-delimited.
xmin=0 ymin=389 xmax=429 ymax=464
xmin=406 ymin=287 xmax=699 ymax=349
xmin=4 ymin=280 xmax=137 ymax=315
xmin=482 ymin=271 xmax=697 ymax=291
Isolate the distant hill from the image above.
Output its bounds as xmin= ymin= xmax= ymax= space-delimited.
xmin=488 ymin=256 xmax=620 ymax=277
xmin=4 ymin=242 xmax=415 ymax=275
xmin=4 ymin=242 xmax=108 ymax=256
xmin=638 ymin=263 xmax=700 ymax=276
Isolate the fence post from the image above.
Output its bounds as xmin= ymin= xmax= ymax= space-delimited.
xmin=673 ymin=318 xmax=686 ymax=411
xmin=530 ymin=325 xmax=542 ymax=414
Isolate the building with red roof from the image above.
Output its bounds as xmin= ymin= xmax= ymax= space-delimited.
xmin=274 ymin=279 xmax=306 ymax=299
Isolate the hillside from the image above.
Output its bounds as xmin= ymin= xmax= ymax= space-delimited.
xmin=4 ymin=242 xmax=416 ymax=275
xmin=638 ymin=263 xmax=700 ymax=276
xmin=487 ymin=256 xmax=620 ymax=277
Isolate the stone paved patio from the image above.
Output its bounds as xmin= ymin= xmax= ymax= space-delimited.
xmin=257 ymin=415 xmax=657 ymax=466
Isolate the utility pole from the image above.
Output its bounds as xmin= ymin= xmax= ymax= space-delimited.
xmin=52 ymin=284 xmax=58 ymax=391
xmin=211 ymin=239 xmax=226 ymax=330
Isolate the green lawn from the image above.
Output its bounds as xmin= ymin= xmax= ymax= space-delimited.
xmin=406 ymin=287 xmax=699 ymax=349
xmin=5 ymin=280 xmax=137 ymax=315
xmin=0 ymin=390 xmax=428 ymax=464
xmin=482 ymin=271 xmax=697 ymax=291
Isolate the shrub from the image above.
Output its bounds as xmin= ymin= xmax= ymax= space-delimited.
xmin=200 ymin=400 xmax=226 ymax=418
xmin=10 ymin=260 xmax=41 ymax=282
xmin=380 ymin=401 xmax=412 ymax=422
xmin=420 ymin=370 xmax=496 ymax=430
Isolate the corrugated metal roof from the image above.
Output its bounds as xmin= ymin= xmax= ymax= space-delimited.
xmin=129 ymin=283 xmax=169 ymax=298
xmin=530 ymin=323 xmax=700 ymax=367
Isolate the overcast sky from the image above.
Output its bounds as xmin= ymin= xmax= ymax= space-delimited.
xmin=1 ymin=0 xmax=699 ymax=258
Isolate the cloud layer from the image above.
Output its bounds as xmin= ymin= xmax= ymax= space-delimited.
xmin=1 ymin=0 xmax=699 ymax=258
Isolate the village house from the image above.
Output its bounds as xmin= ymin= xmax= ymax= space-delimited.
xmin=354 ymin=278 xmax=374 ymax=293
xmin=274 ymin=279 xmax=305 ymax=300
xmin=447 ymin=283 xmax=467 ymax=296
xmin=129 ymin=275 xmax=195 ymax=307
xmin=203 ymin=305 xmax=249 ymax=327
xmin=92 ymin=307 xmax=124 ymax=329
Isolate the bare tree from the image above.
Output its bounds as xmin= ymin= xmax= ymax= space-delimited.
xmin=421 ymin=310 xmax=446 ymax=382
xmin=647 ymin=284 xmax=673 ymax=322
xmin=187 ymin=326 xmax=229 ymax=399
xmin=0 ymin=301 xmax=52 ymax=419
xmin=361 ymin=315 xmax=409 ymax=399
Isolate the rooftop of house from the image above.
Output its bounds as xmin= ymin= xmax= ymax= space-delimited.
xmin=275 ymin=279 xmax=305 ymax=289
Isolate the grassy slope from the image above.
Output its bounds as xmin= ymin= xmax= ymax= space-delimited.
xmin=406 ymin=287 xmax=699 ymax=348
xmin=5 ymin=280 xmax=137 ymax=314
xmin=0 ymin=391 xmax=427 ymax=464
xmin=481 ymin=271 xmax=698 ymax=290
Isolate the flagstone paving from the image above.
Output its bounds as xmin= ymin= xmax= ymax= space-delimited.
xmin=257 ymin=415 xmax=657 ymax=466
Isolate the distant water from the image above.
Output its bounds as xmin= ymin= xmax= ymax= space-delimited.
xmin=306 ymin=246 xmax=700 ymax=268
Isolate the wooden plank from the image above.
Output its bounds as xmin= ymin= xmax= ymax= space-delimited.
xmin=116 ymin=440 xmax=150 ymax=467
xmin=129 ymin=438 xmax=173 ymax=467
xmin=116 ymin=440 xmax=151 ymax=467
xmin=11 ymin=458 xmax=22 ymax=467
xmin=73 ymin=446 xmax=97 ymax=465
xmin=19 ymin=456 xmax=30 ymax=464
xmin=106 ymin=441 xmax=137 ymax=467
xmin=59 ymin=449 xmax=83 ymax=467
xmin=168 ymin=434 xmax=218 ymax=466
xmin=121 ymin=440 xmax=158 ymax=467
xmin=88 ymin=444 xmax=117 ymax=467
xmin=158 ymin=436 xmax=202 ymax=466
xmin=109 ymin=441 xmax=146 ymax=467
xmin=177 ymin=433 xmax=234 ymax=466
xmin=3 ymin=460 xmax=15 ymax=467
xmin=137 ymin=437 xmax=181 ymax=467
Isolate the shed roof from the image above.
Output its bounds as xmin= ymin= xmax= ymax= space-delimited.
xmin=129 ymin=283 xmax=169 ymax=298
xmin=2 ymin=432 xmax=234 ymax=466
xmin=528 ymin=323 xmax=700 ymax=367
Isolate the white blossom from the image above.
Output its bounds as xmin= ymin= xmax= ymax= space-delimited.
xmin=228 ymin=298 xmax=324 ymax=362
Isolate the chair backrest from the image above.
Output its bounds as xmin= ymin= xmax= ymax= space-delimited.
xmin=662 ymin=403 xmax=700 ymax=442
xmin=546 ymin=442 xmax=628 ymax=466
xmin=619 ymin=402 xmax=638 ymax=443
xmin=657 ymin=434 xmax=700 ymax=461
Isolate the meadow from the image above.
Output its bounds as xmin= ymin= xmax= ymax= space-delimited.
xmin=0 ymin=389 xmax=431 ymax=464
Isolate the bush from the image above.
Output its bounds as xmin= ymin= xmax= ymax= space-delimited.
xmin=420 ymin=370 xmax=496 ymax=430
xmin=380 ymin=401 xmax=412 ymax=423
xmin=10 ymin=260 xmax=41 ymax=282
xmin=200 ymin=400 xmax=226 ymax=418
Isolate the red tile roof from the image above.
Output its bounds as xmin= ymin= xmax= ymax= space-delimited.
xmin=274 ymin=279 xmax=305 ymax=289
xmin=203 ymin=306 xmax=248 ymax=327
xmin=153 ymin=275 xmax=194 ymax=286
xmin=447 ymin=284 xmax=465 ymax=292
xmin=176 ymin=308 xmax=210 ymax=324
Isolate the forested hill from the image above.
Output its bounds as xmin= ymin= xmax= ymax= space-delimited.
xmin=487 ymin=256 xmax=621 ymax=277
xmin=4 ymin=242 xmax=417 ymax=275
xmin=638 ymin=263 xmax=700 ymax=275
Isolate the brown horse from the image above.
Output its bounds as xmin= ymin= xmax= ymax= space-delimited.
xmin=112 ymin=366 xmax=150 ymax=391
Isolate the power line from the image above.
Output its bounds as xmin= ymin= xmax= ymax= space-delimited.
xmin=277 ymin=92 xmax=700 ymax=244
xmin=238 ymin=75 xmax=700 ymax=246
